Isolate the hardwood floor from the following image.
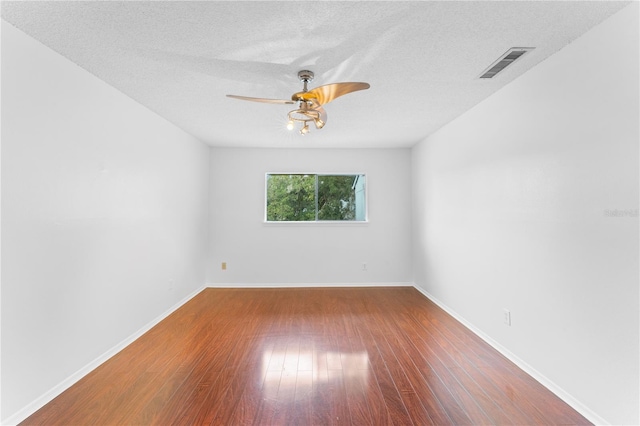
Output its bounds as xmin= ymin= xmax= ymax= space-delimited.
xmin=21 ymin=287 xmax=591 ymax=425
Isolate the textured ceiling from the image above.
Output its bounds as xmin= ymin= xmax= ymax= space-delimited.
xmin=1 ymin=1 xmax=630 ymax=148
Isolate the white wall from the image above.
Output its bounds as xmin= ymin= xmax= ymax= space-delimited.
xmin=1 ymin=22 xmax=210 ymax=423
xmin=208 ymin=148 xmax=412 ymax=285
xmin=412 ymin=4 xmax=638 ymax=424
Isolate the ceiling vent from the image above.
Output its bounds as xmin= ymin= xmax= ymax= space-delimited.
xmin=479 ymin=47 xmax=534 ymax=79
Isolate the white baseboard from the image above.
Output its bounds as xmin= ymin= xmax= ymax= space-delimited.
xmin=2 ymin=285 xmax=206 ymax=426
xmin=207 ymin=282 xmax=414 ymax=288
xmin=412 ymin=285 xmax=609 ymax=426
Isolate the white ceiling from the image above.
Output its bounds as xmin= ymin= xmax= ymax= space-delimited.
xmin=1 ymin=1 xmax=629 ymax=149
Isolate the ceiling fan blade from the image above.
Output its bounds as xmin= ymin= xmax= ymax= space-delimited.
xmin=292 ymin=82 xmax=370 ymax=106
xmin=226 ymin=95 xmax=295 ymax=104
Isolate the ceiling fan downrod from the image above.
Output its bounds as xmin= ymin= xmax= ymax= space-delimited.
xmin=298 ymin=70 xmax=314 ymax=93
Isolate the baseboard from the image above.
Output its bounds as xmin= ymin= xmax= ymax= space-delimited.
xmin=412 ymin=285 xmax=609 ymax=426
xmin=2 ymin=285 xmax=207 ymax=426
xmin=207 ymin=282 xmax=413 ymax=288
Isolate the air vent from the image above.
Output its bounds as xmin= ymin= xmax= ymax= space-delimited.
xmin=479 ymin=47 xmax=534 ymax=79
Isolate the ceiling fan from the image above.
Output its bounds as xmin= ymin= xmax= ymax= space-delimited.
xmin=226 ymin=70 xmax=370 ymax=135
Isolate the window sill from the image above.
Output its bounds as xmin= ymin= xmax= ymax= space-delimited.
xmin=263 ymin=220 xmax=369 ymax=227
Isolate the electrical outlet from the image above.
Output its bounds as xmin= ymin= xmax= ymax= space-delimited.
xmin=362 ymin=262 xmax=367 ymax=271
xmin=503 ymin=309 xmax=511 ymax=326
xmin=168 ymin=279 xmax=174 ymax=291
xmin=221 ymin=262 xmax=227 ymax=271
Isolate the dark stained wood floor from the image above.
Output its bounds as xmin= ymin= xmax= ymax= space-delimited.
xmin=21 ymin=287 xmax=591 ymax=425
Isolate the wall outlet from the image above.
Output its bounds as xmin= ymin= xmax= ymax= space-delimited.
xmin=168 ymin=279 xmax=174 ymax=291
xmin=221 ymin=262 xmax=227 ymax=271
xmin=503 ymin=309 xmax=511 ymax=326
xmin=361 ymin=262 xmax=367 ymax=271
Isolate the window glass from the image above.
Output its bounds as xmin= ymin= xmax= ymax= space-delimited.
xmin=266 ymin=174 xmax=316 ymax=221
xmin=266 ymin=174 xmax=366 ymax=222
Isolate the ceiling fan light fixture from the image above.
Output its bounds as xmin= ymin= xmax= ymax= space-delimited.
xmin=287 ymin=108 xmax=320 ymax=134
xmin=289 ymin=108 xmax=319 ymax=121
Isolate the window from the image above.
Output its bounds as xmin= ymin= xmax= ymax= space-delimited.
xmin=266 ymin=174 xmax=366 ymax=222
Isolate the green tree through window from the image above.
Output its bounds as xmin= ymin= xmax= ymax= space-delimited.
xmin=266 ymin=174 xmax=366 ymax=222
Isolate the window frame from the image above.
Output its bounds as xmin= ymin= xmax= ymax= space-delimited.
xmin=264 ymin=172 xmax=369 ymax=225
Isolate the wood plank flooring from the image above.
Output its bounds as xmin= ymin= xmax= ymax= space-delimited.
xmin=21 ymin=287 xmax=591 ymax=425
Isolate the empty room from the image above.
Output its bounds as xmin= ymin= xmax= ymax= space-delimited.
xmin=1 ymin=1 xmax=638 ymax=425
